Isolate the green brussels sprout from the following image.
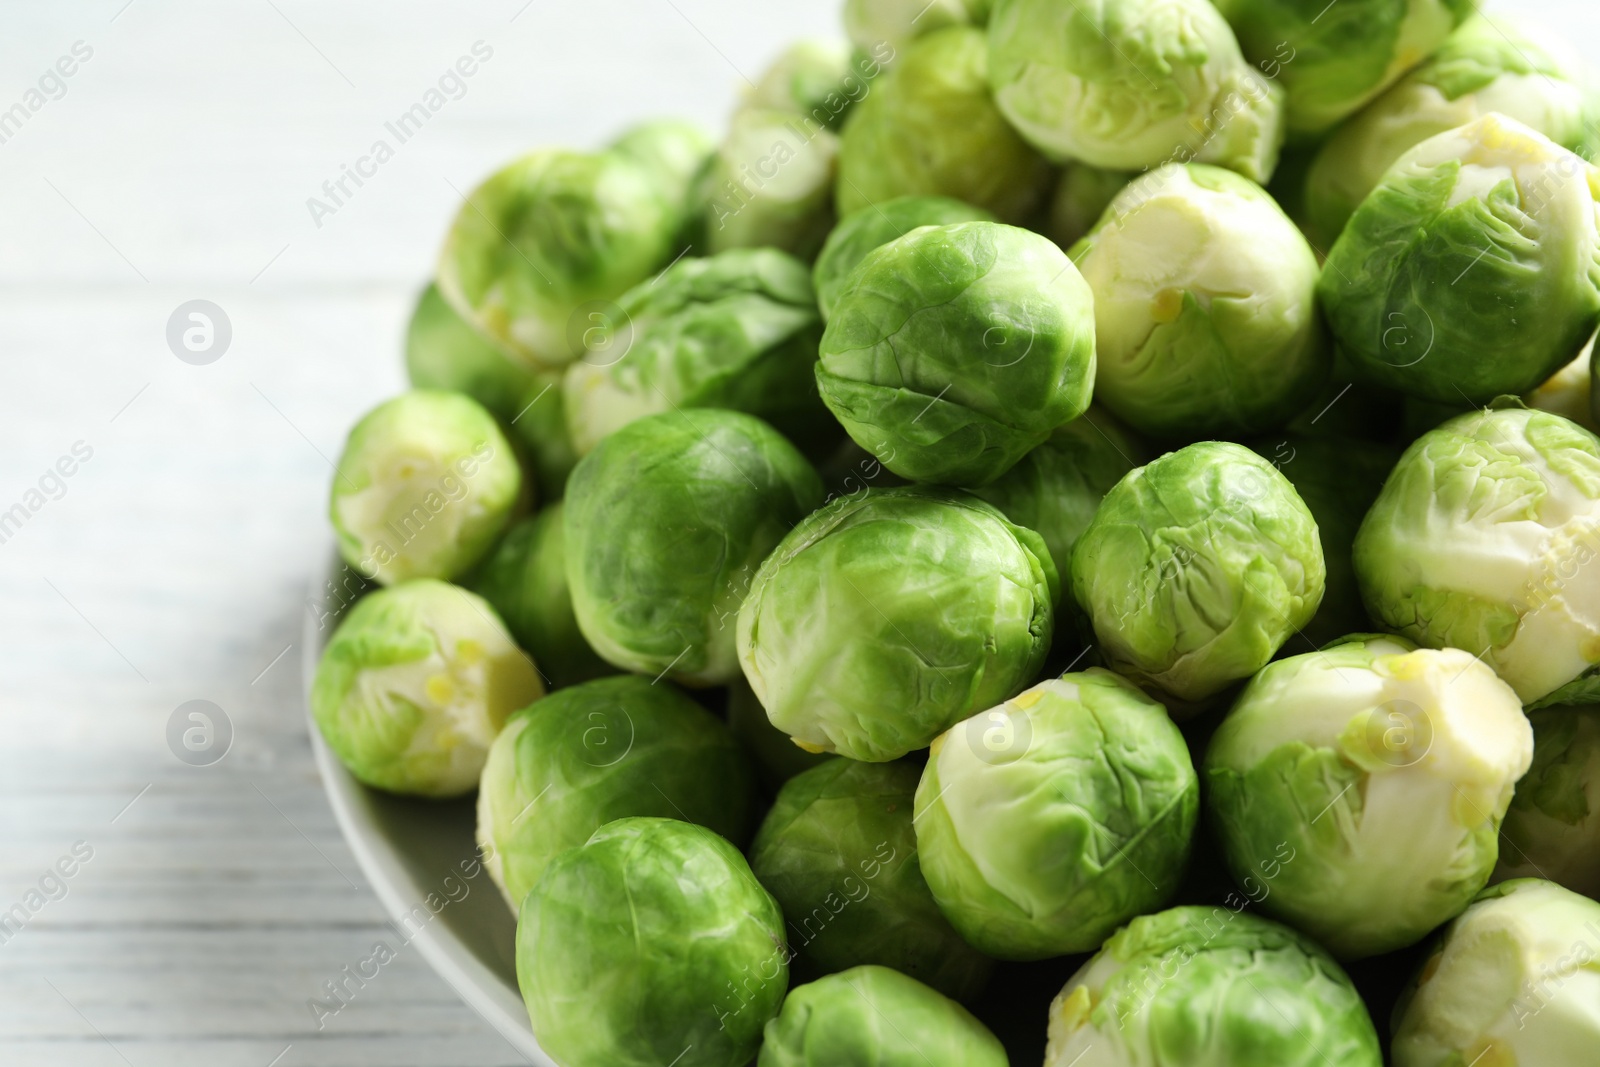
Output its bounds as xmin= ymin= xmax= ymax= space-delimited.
xmin=989 ymin=0 xmax=1287 ymax=182
xmin=405 ymin=283 xmax=537 ymax=422
xmin=329 ymin=390 xmax=523 ymax=584
xmin=760 ymin=966 xmax=1007 ymax=1067
xmin=1069 ymin=164 xmax=1328 ymax=441
xmin=467 ymin=505 xmax=612 ymax=689
xmin=1354 ymin=406 xmax=1600 ymax=705
xmin=565 ymin=410 xmax=823 ymax=685
xmin=813 ymin=196 xmax=998 ymax=322
xmin=437 ymin=145 xmax=689 ymax=369
xmin=477 ymin=675 xmax=755 ymax=909
xmin=1391 ymin=879 xmax=1600 ymax=1067
xmin=1043 ymin=907 xmax=1382 ymax=1066
xmin=1318 ymin=114 xmax=1600 ymax=405
xmin=697 ymin=108 xmax=839 ymax=260
xmin=1253 ymin=435 xmax=1400 ymax=648
xmin=311 ymin=580 xmax=543 ymax=797
xmin=562 ymin=248 xmax=833 ymax=458
xmin=1494 ymin=706 xmax=1600 ymax=899
xmin=1070 ymin=441 xmax=1326 ymax=706
xmin=505 ymin=369 xmax=580 ymax=498
xmin=518 ymin=817 xmax=787 ymax=1067
xmin=1529 ymin=343 xmax=1599 ymax=435
xmin=738 ymin=487 xmax=1054 ymax=762
xmin=971 ymin=408 xmax=1140 ymax=584
xmin=741 ymin=40 xmax=862 ymax=132
xmin=1205 ymin=634 xmax=1533 ymax=959
xmin=836 ymin=26 xmax=1052 ymax=225
xmin=1217 ymin=0 xmax=1473 ymax=141
xmin=728 ymin=678 xmax=831 ymax=788
xmin=1304 ymin=14 xmax=1595 ymax=245
xmin=915 ymin=668 xmax=1198 ymax=959
xmin=843 ymin=0 xmax=987 ymax=57
xmin=609 ymin=118 xmax=714 ymax=211
xmin=750 ymin=758 xmax=992 ymax=999
xmin=817 ymin=221 xmax=1096 ymax=486
xmin=1043 ymin=163 xmax=1131 ymax=251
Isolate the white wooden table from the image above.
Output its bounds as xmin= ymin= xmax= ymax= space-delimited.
xmin=0 ymin=2 xmax=1594 ymax=1064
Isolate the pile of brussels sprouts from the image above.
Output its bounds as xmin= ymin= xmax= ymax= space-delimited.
xmin=311 ymin=1 xmax=1600 ymax=1063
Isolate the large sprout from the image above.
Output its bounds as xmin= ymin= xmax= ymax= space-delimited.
xmin=1069 ymin=164 xmax=1327 ymax=441
xmin=915 ymin=668 xmax=1198 ymax=959
xmin=561 ymin=248 xmax=833 ymax=458
xmin=477 ymin=676 xmax=755 ymax=910
xmin=1305 ymin=14 xmax=1596 ymax=244
xmin=989 ymin=0 xmax=1286 ymax=182
xmin=749 ymin=758 xmax=992 ymax=1000
xmin=329 ymin=391 xmax=522 ymax=585
xmin=1070 ymin=441 xmax=1325 ymax=706
xmin=1494 ymin=706 xmax=1600 ymax=899
xmin=737 ymin=486 xmax=1056 ymax=762
xmin=972 ymin=408 xmax=1140 ymax=585
xmin=1043 ymin=907 xmax=1382 ymax=1066
xmin=696 ymin=108 xmax=839 ymax=260
xmin=740 ymin=41 xmax=858 ymax=131
xmin=564 ymin=410 xmax=822 ymax=685
xmin=1205 ymin=634 xmax=1533 ymax=959
xmin=437 ymin=139 xmax=696 ymax=369
xmin=469 ymin=504 xmax=612 ymax=689
xmin=310 ymin=580 xmax=542 ymax=797
xmin=518 ymin=817 xmax=787 ymax=1067
xmin=1216 ymin=0 xmax=1473 ymax=140
xmin=812 ymin=196 xmax=996 ymax=322
xmin=1257 ymin=435 xmax=1400 ymax=648
xmin=817 ymin=221 xmax=1096 ymax=486
xmin=836 ymin=26 xmax=1052 ymax=224
xmin=759 ymin=966 xmax=1007 ymax=1067
xmin=1354 ymin=406 xmax=1600 ymax=705
xmin=1318 ymin=114 xmax=1600 ymax=405
xmin=1392 ymin=879 xmax=1600 ymax=1066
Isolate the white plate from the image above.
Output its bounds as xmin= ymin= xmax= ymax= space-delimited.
xmin=302 ymin=552 xmax=550 ymax=1065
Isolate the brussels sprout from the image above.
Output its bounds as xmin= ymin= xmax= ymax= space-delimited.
xmin=477 ymin=675 xmax=755 ymax=909
xmin=609 ymin=118 xmax=714 ymax=210
xmin=836 ymin=27 xmax=1052 ymax=225
xmin=741 ymin=40 xmax=861 ymax=132
xmin=989 ymin=0 xmax=1286 ymax=182
xmin=1043 ymin=907 xmax=1382 ymax=1067
xmin=760 ymin=966 xmax=1007 ymax=1067
xmin=311 ymin=580 xmax=542 ymax=797
xmin=1529 ymin=342 xmax=1599 ymax=434
xmin=1044 ymin=164 xmax=1131 ymax=251
xmin=562 ymin=248 xmax=833 ymax=458
xmin=1493 ymin=706 xmax=1600 ymax=899
xmin=1218 ymin=0 xmax=1472 ymax=140
xmin=518 ymin=817 xmax=787 ymax=1067
xmin=1354 ymin=406 xmax=1600 ymax=705
xmin=737 ymin=486 xmax=1055 ymax=762
xmin=467 ymin=505 xmax=612 ymax=689
xmin=437 ymin=145 xmax=689 ymax=369
xmin=1305 ymin=14 xmax=1595 ymax=245
xmin=405 ymin=283 xmax=537 ymax=421
xmin=813 ymin=196 xmax=997 ymax=322
xmin=817 ymin=221 xmax=1096 ymax=486
xmin=750 ymin=758 xmax=992 ymax=999
xmin=1205 ymin=634 xmax=1533 ymax=959
xmin=1071 ymin=441 xmax=1325 ymax=706
xmin=1391 ymin=879 xmax=1600 ymax=1067
xmin=565 ymin=410 xmax=822 ymax=685
xmin=728 ymin=678 xmax=831 ymax=788
xmin=1319 ymin=114 xmax=1600 ymax=405
xmin=843 ymin=0 xmax=987 ymax=58
xmin=971 ymin=408 xmax=1140 ymax=584
xmin=1070 ymin=164 xmax=1327 ymax=441
xmin=1253 ymin=435 xmax=1399 ymax=648
xmin=329 ymin=391 xmax=523 ymax=585
xmin=916 ymin=668 xmax=1197 ymax=960
xmin=697 ymin=108 xmax=839 ymax=260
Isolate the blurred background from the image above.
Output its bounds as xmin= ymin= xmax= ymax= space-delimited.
xmin=0 ymin=2 xmax=1595 ymax=1065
